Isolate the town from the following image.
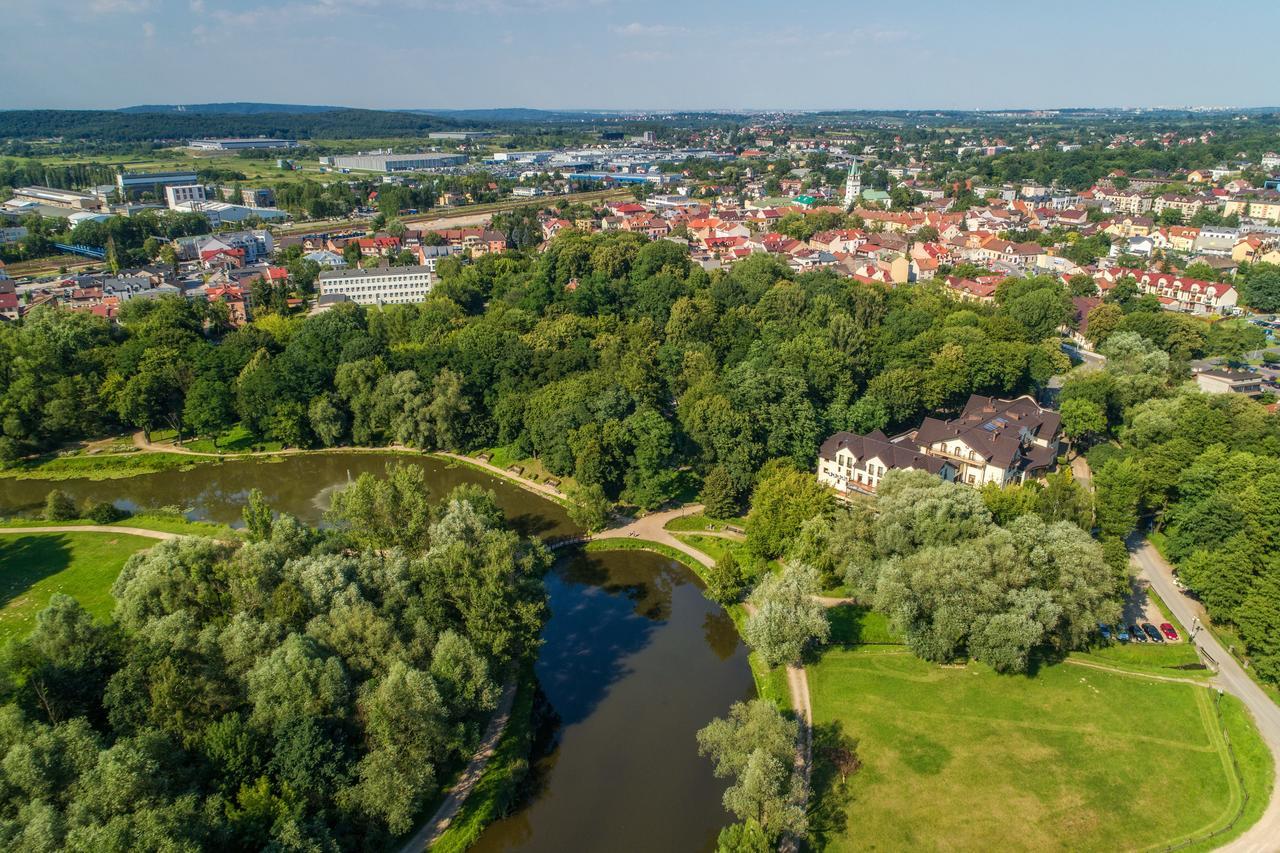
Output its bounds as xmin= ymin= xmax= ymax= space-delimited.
xmin=2 ymin=4 xmax=1280 ymax=851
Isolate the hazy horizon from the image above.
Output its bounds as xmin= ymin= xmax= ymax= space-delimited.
xmin=3 ymin=0 xmax=1279 ymax=112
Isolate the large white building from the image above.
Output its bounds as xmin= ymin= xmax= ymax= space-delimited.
xmin=165 ymin=184 xmax=206 ymax=208
xmin=320 ymin=152 xmax=468 ymax=172
xmin=117 ymin=170 xmax=199 ymax=198
xmin=318 ymin=264 xmax=435 ymax=306
xmin=189 ymin=138 xmax=297 ymax=151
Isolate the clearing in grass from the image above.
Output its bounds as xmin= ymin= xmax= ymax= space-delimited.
xmin=807 ymin=646 xmax=1272 ymax=851
xmin=0 ymin=531 xmax=156 ymax=642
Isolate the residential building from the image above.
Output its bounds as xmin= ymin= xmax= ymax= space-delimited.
xmin=817 ymin=430 xmax=955 ymax=495
xmin=909 ymin=395 xmax=1062 ymax=487
xmin=1098 ymin=189 xmax=1152 ymax=214
xmin=1194 ymin=368 xmax=1264 ymax=396
xmin=1095 ymin=268 xmax=1238 ymax=314
xmin=942 ymin=275 xmax=998 ymax=304
xmin=317 ymin=264 xmax=434 ymax=306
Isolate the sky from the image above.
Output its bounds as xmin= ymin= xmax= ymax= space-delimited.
xmin=2 ymin=0 xmax=1280 ymax=112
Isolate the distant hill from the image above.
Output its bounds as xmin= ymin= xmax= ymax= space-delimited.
xmin=120 ymin=102 xmax=346 ymax=115
xmin=0 ymin=108 xmax=470 ymax=142
xmin=421 ymin=107 xmax=620 ymax=122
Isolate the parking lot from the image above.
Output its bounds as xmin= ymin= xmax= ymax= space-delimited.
xmin=1109 ymin=577 xmax=1184 ymax=643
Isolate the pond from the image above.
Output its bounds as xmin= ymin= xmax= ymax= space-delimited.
xmin=0 ymin=453 xmax=752 ymax=851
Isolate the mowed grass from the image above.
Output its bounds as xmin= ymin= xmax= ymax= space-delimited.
xmin=807 ymin=646 xmax=1270 ymax=852
xmin=0 ymin=451 xmax=203 ymax=481
xmin=0 ymin=531 xmax=156 ymax=642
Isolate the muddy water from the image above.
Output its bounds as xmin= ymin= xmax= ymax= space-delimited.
xmin=0 ymin=453 xmax=751 ymax=850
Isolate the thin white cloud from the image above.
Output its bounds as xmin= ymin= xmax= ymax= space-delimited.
xmin=142 ymin=20 xmax=156 ymax=37
xmin=610 ymin=22 xmax=686 ymax=37
xmin=89 ymin=0 xmax=150 ymax=12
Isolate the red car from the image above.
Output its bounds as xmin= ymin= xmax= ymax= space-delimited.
xmin=1159 ymin=622 xmax=1179 ymax=641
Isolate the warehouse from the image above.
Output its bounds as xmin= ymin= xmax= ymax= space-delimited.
xmin=319 ymin=152 xmax=468 ymax=172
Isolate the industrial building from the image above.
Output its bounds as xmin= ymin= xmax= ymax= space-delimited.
xmin=318 ymin=264 xmax=434 ymax=305
xmin=4 ymin=186 xmax=104 ymax=211
xmin=116 ymin=170 xmax=199 ymax=198
xmin=428 ymin=131 xmax=496 ymax=141
xmin=188 ymin=138 xmax=298 ymax=151
xmin=319 ymin=152 xmax=468 ymax=172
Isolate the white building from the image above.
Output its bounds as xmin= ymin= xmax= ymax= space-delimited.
xmin=171 ymin=200 xmax=287 ymax=226
xmin=165 ymin=184 xmax=206 ymax=208
xmin=189 ymin=138 xmax=297 ymax=151
xmin=318 ymin=264 xmax=435 ymax=306
xmin=843 ymin=161 xmax=862 ymax=208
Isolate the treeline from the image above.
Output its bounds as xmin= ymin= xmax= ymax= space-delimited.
xmin=0 ymin=158 xmax=119 ymax=193
xmin=0 ymin=477 xmax=548 ymax=848
xmin=0 ymin=109 xmax=468 ymax=142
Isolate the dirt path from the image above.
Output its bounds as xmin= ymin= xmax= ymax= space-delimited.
xmin=399 ymin=679 xmax=518 ymax=853
xmin=0 ymin=525 xmax=178 ymax=540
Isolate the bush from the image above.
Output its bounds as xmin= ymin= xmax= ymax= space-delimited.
xmin=84 ymin=500 xmax=129 ymax=524
xmin=42 ymin=489 xmax=76 ymax=521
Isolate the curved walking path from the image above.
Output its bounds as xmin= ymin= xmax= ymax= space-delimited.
xmin=0 ymin=524 xmax=178 ymax=540
xmin=399 ymin=679 xmax=518 ymax=853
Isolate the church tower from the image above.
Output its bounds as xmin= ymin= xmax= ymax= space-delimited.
xmin=843 ymin=160 xmax=862 ymax=209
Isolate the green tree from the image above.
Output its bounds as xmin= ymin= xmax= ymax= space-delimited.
xmin=328 ymin=462 xmax=433 ymax=552
xmin=746 ymin=462 xmax=835 ymax=559
xmin=699 ymin=465 xmax=740 ymax=519
xmin=1059 ymin=398 xmax=1107 ymax=446
xmin=184 ymin=377 xmax=235 ymax=447
xmin=743 ymin=561 xmax=830 ymax=666
xmin=242 ymin=488 xmax=273 ymax=542
xmin=697 ymin=699 xmax=807 ymax=841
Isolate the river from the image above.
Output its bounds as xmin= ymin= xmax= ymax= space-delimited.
xmin=0 ymin=453 xmax=752 ymax=851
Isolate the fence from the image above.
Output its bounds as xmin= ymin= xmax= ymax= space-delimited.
xmin=1158 ymin=691 xmax=1250 ymax=851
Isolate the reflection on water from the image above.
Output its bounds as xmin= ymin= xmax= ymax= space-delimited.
xmin=471 ymin=548 xmax=753 ymax=853
xmin=0 ymin=453 xmax=753 ymax=851
xmin=0 ymin=453 xmax=576 ymax=540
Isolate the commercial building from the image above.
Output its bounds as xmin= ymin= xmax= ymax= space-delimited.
xmin=170 ymin=201 xmax=287 ymax=226
xmin=428 ymin=131 xmax=496 ymax=141
xmin=7 ymin=186 xmax=103 ymax=211
xmin=318 ymin=264 xmax=435 ymax=306
xmin=319 ymin=152 xmax=467 ymax=172
xmin=165 ymin=184 xmax=207 ymax=208
xmin=189 ymin=138 xmax=298 ymax=151
xmin=909 ymin=395 xmax=1062 ymax=487
xmin=116 ymin=170 xmax=199 ymax=198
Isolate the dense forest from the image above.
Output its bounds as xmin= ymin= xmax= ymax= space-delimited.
xmin=0 ymin=478 xmax=549 ymax=849
xmin=0 ymin=109 xmax=470 ymax=142
xmin=2 ymin=226 xmax=1276 ymax=678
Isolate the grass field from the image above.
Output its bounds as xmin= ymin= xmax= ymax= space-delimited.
xmin=0 ymin=531 xmax=155 ymax=642
xmin=0 ymin=451 xmax=206 ymax=481
xmin=663 ymin=511 xmax=748 ymax=532
xmin=807 ymin=626 xmax=1273 ymax=852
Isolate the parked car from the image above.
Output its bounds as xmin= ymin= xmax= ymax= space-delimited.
xmin=1142 ymin=623 xmax=1164 ymax=642
xmin=1160 ymin=622 xmax=1179 ymax=641
xmin=1128 ymin=624 xmax=1146 ymax=643
xmin=1116 ymin=625 xmax=1130 ymax=642
xmin=1097 ymin=622 xmax=1112 ymax=641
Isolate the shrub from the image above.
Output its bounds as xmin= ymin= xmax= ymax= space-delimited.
xmin=43 ymin=489 xmax=77 ymax=522
xmin=85 ymin=500 xmax=129 ymax=524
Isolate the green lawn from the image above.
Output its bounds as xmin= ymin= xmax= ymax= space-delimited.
xmin=664 ymin=511 xmax=747 ymax=532
xmin=0 ymin=531 xmax=156 ymax=643
xmin=807 ymin=646 xmax=1272 ymax=851
xmin=0 ymin=514 xmax=237 ymax=540
xmin=672 ymin=533 xmax=751 ymax=567
xmin=0 ymin=451 xmax=204 ymax=481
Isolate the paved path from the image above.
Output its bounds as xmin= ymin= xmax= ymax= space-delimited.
xmin=593 ymin=504 xmax=714 ymax=566
xmin=433 ymin=452 xmax=565 ymax=502
xmin=1131 ymin=537 xmax=1280 ymax=852
xmin=0 ymin=525 xmax=178 ymax=540
xmin=399 ymin=679 xmax=518 ymax=853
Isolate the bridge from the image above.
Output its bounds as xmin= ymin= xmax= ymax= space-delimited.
xmin=52 ymin=243 xmax=107 ymax=260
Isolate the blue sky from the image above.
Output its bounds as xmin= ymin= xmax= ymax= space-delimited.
xmin=3 ymin=0 xmax=1279 ymax=111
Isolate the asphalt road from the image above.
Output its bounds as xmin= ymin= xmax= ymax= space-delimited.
xmin=1130 ymin=537 xmax=1280 ymax=852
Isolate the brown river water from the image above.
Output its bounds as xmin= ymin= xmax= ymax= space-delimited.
xmin=0 ymin=453 xmax=752 ymax=851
